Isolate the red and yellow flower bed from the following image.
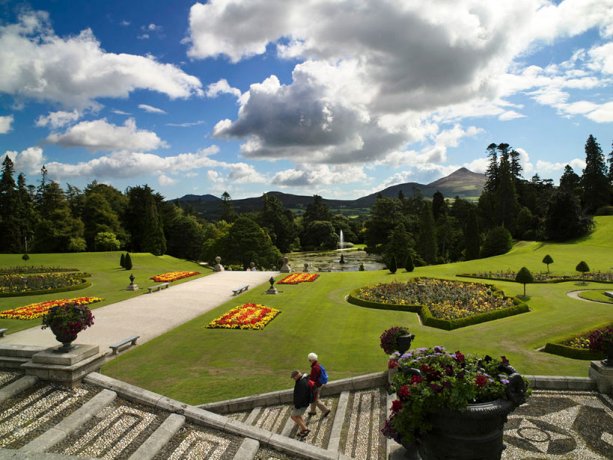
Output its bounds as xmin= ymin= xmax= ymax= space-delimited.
xmin=277 ymin=273 xmax=320 ymax=285
xmin=0 ymin=296 xmax=103 ymax=320
xmin=150 ymin=271 xmax=199 ymax=283
xmin=207 ymin=303 xmax=280 ymax=330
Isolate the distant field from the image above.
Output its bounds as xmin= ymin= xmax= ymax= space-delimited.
xmin=101 ymin=217 xmax=613 ymax=404
xmin=0 ymin=252 xmax=207 ymax=334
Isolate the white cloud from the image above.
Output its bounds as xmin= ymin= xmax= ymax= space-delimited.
xmin=138 ymin=104 xmax=166 ymax=114
xmin=585 ymin=101 xmax=613 ymax=122
xmin=0 ymin=11 xmax=202 ymax=109
xmin=0 ymin=115 xmax=14 ymax=134
xmin=4 ymin=147 xmax=45 ymax=174
xmin=166 ymin=120 xmax=206 ymax=128
xmin=206 ymin=79 xmax=242 ymax=99
xmin=498 ymin=110 xmax=525 ymax=121
xmin=35 ymin=110 xmax=80 ymax=128
xmin=47 ymin=118 xmax=167 ymax=152
xmin=271 ymin=164 xmax=367 ymax=187
xmin=158 ymin=174 xmax=176 ymax=186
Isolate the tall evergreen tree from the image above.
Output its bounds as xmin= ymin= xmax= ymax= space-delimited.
xmin=431 ymin=191 xmax=447 ymax=221
xmin=608 ymin=142 xmax=613 ymax=185
xmin=383 ymin=223 xmax=414 ymax=268
xmin=417 ymin=202 xmax=437 ymax=264
xmin=464 ymin=207 xmax=480 ymax=260
xmin=16 ymin=173 xmax=36 ymax=253
xmin=220 ymin=191 xmax=236 ymax=222
xmin=559 ymin=165 xmax=581 ymax=194
xmin=483 ymin=143 xmax=498 ymax=193
xmin=495 ymin=150 xmax=519 ymax=233
xmin=545 ymin=190 xmax=592 ymax=241
xmin=581 ymin=135 xmax=609 ymax=213
xmin=0 ymin=156 xmax=21 ymax=252
xmin=303 ymin=195 xmax=332 ymax=224
xmin=124 ymin=185 xmax=166 ymax=255
xmin=258 ymin=193 xmax=297 ymax=253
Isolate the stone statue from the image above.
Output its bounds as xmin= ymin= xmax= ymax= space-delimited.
xmin=266 ymin=276 xmax=278 ymax=294
xmin=249 ymin=261 xmax=256 ymax=271
xmin=213 ymin=256 xmax=224 ymax=272
xmin=280 ymin=256 xmax=292 ymax=273
xmin=127 ymin=273 xmax=139 ymax=291
xmin=303 ymin=263 xmax=309 ymax=272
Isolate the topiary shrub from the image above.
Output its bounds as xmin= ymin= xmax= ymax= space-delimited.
xmin=405 ymin=253 xmax=414 ymax=272
xmin=388 ymin=256 xmax=397 ymax=274
xmin=120 ymin=253 xmax=125 ymax=268
xmin=542 ymin=254 xmax=553 ymax=273
xmin=515 ymin=267 xmax=534 ymax=298
xmin=124 ymin=253 xmax=133 ymax=270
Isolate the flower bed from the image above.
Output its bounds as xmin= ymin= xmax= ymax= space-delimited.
xmin=207 ymin=303 xmax=280 ymax=330
xmin=543 ymin=324 xmax=612 ymax=360
xmin=151 ymin=271 xmax=199 ymax=282
xmin=348 ymin=278 xmax=528 ymax=330
xmin=277 ymin=273 xmax=320 ymax=285
xmin=0 ymin=272 xmax=90 ymax=296
xmin=459 ymin=270 xmax=613 ymax=283
xmin=0 ymin=297 xmax=103 ymax=320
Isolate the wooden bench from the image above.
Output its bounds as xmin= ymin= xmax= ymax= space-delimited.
xmin=232 ymin=285 xmax=249 ymax=296
xmin=109 ymin=335 xmax=140 ymax=355
xmin=0 ymin=328 xmax=7 ymax=337
xmin=147 ymin=282 xmax=170 ymax=293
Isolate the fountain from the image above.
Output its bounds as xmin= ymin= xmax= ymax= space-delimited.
xmin=339 ymin=230 xmax=345 ymax=250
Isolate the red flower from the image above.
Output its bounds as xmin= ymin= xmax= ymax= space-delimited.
xmin=388 ymin=359 xmax=399 ymax=369
xmin=454 ymin=351 xmax=465 ymax=363
xmin=391 ymin=399 xmax=403 ymax=413
xmin=475 ymin=374 xmax=488 ymax=387
xmin=410 ymin=374 xmax=423 ymax=385
xmin=397 ymin=384 xmax=411 ymax=399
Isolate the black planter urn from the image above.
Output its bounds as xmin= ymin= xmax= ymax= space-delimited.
xmin=396 ymin=334 xmax=415 ymax=354
xmin=50 ymin=325 xmax=78 ymax=353
xmin=417 ymin=399 xmax=517 ymax=460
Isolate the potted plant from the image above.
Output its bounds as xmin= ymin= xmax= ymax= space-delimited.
xmin=380 ymin=326 xmax=415 ymax=355
xmin=383 ymin=346 xmax=529 ymax=459
xmin=588 ymin=326 xmax=613 ymax=367
xmin=41 ymin=303 xmax=95 ymax=353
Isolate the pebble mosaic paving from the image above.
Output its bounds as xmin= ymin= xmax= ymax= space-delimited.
xmin=503 ymin=390 xmax=613 ymax=459
xmin=0 ymin=371 xmax=20 ymax=387
xmin=0 ymin=384 xmax=90 ymax=448
xmin=154 ymin=424 xmax=240 ymax=460
xmin=343 ymin=388 xmax=386 ymax=460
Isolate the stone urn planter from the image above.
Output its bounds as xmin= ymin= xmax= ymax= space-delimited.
xmin=41 ymin=304 xmax=95 ymax=353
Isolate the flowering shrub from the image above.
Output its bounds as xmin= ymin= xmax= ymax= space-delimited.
xmin=0 ymin=297 xmax=103 ymax=320
xmin=357 ymin=278 xmax=514 ymax=320
xmin=380 ymin=326 xmax=413 ymax=355
xmin=41 ymin=303 xmax=95 ymax=339
xmin=588 ymin=327 xmax=613 ymax=352
xmin=151 ymin=271 xmax=199 ymax=282
xmin=207 ymin=303 xmax=280 ymax=330
xmin=383 ymin=346 xmax=528 ymax=444
xmin=277 ymin=273 xmax=320 ymax=285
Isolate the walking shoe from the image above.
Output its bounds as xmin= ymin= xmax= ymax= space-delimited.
xmin=322 ymin=409 xmax=331 ymax=418
xmin=298 ymin=429 xmax=310 ymax=438
xmin=307 ymin=411 xmax=316 ymax=417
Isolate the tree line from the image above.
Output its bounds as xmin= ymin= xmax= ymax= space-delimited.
xmin=0 ymin=134 xmax=611 ymax=268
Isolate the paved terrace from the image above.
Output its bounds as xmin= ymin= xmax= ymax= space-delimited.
xmin=1 ymin=270 xmax=276 ymax=352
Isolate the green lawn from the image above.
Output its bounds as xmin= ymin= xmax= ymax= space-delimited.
xmin=101 ymin=217 xmax=613 ymax=405
xmin=0 ymin=252 xmax=208 ymax=333
xmin=578 ymin=290 xmax=613 ymax=304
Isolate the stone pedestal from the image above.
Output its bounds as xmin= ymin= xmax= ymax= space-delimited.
xmin=589 ymin=360 xmax=613 ymax=394
xmin=127 ymin=283 xmax=139 ymax=291
xmin=21 ymin=344 xmax=108 ymax=385
xmin=266 ymin=287 xmax=278 ymax=295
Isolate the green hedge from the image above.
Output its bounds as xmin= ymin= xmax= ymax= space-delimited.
xmin=542 ymin=342 xmax=603 ymax=361
xmin=457 ymin=274 xmax=613 ymax=284
xmin=0 ymin=279 xmax=92 ymax=298
xmin=347 ymin=289 xmax=530 ymax=330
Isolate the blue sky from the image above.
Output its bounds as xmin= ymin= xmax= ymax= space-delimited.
xmin=1 ymin=0 xmax=612 ymax=200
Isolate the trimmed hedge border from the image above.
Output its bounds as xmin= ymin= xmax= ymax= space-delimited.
xmin=0 ymin=279 xmax=92 ymax=298
xmin=457 ymin=273 xmax=613 ymax=284
xmin=542 ymin=342 xmax=603 ymax=361
xmin=347 ymin=288 xmax=530 ymax=330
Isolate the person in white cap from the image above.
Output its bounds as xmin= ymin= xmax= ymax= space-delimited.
xmin=307 ymin=352 xmax=331 ymax=418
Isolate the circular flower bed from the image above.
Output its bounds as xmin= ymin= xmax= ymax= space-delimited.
xmin=0 ymin=297 xmax=103 ymax=320
xmin=207 ymin=303 xmax=280 ymax=330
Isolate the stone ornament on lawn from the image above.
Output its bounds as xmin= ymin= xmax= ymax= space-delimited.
xmin=214 ymin=256 xmax=224 ymax=272
xmin=280 ymin=256 xmax=292 ymax=273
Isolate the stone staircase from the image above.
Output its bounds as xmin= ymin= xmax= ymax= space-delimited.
xmin=0 ymin=369 xmax=388 ymax=459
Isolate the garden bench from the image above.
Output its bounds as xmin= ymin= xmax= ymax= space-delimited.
xmin=232 ymin=285 xmax=249 ymax=296
xmin=147 ymin=282 xmax=170 ymax=293
xmin=0 ymin=328 xmax=7 ymax=337
xmin=109 ymin=335 xmax=140 ymax=355
xmin=605 ymin=291 xmax=613 ymax=299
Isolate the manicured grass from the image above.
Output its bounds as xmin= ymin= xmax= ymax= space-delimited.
xmin=0 ymin=252 xmax=207 ymax=334
xmin=578 ymin=290 xmax=613 ymax=304
xmin=102 ymin=217 xmax=613 ymax=404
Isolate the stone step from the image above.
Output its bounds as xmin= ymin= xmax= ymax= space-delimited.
xmin=128 ymin=413 xmax=185 ymax=460
xmin=22 ymin=389 xmax=117 ymax=453
xmin=341 ymin=388 xmax=387 ymax=460
xmin=0 ymin=375 xmax=38 ymax=404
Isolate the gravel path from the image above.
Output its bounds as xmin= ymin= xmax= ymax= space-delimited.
xmin=566 ymin=290 xmax=612 ymax=305
xmin=1 ymin=271 xmax=276 ymax=353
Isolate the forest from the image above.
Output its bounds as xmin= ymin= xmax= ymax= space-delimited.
xmin=0 ymin=135 xmax=611 ymax=270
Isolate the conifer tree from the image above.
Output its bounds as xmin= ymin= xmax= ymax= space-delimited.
xmin=124 ymin=253 xmax=133 ymax=270
xmin=120 ymin=253 xmax=126 ymax=268
xmin=405 ymin=253 xmax=414 ymax=272
xmin=581 ymin=135 xmax=608 ymax=213
xmin=388 ymin=255 xmax=397 ymax=274
xmin=417 ymin=202 xmax=437 ymax=264
xmin=464 ymin=207 xmax=480 ymax=260
xmin=0 ymin=156 xmax=20 ymax=252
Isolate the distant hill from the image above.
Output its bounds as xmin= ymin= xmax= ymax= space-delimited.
xmin=174 ymin=167 xmax=486 ymax=219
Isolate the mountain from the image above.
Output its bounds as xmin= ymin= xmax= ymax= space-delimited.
xmin=174 ymin=168 xmax=486 ymax=219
